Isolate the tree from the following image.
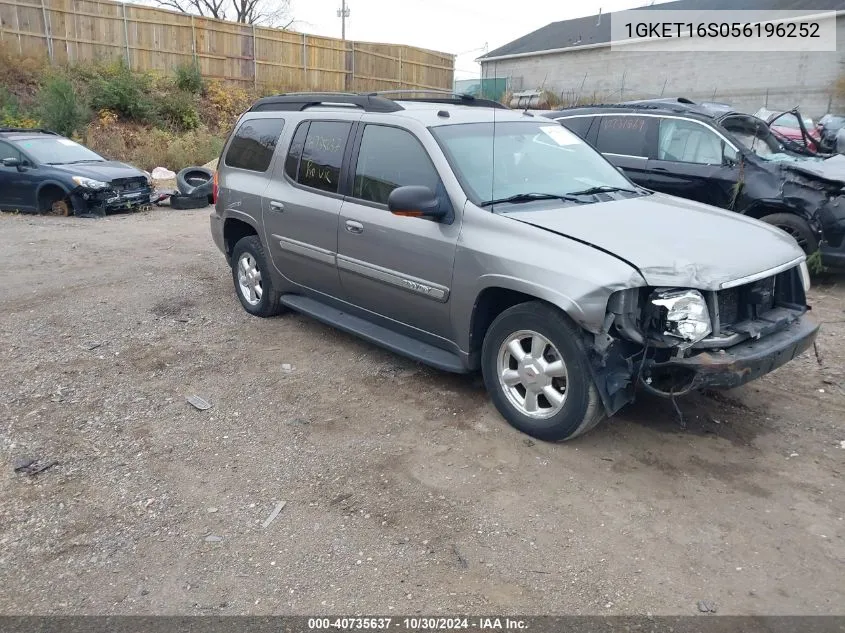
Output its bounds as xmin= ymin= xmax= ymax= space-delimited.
xmin=153 ymin=0 xmax=293 ymax=27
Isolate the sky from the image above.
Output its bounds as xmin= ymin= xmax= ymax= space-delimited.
xmin=288 ymin=0 xmax=673 ymax=80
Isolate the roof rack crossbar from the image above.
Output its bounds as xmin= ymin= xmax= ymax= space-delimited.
xmin=249 ymin=93 xmax=404 ymax=113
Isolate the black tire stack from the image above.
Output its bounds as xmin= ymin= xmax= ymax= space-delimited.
xmin=170 ymin=166 xmax=214 ymax=209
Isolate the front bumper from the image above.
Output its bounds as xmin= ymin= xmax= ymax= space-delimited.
xmin=70 ymin=186 xmax=152 ymax=216
xmin=646 ymin=315 xmax=819 ymax=390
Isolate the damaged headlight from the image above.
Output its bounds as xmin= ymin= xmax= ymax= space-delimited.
xmin=648 ymin=289 xmax=712 ymax=347
xmin=72 ymin=176 xmax=109 ymax=190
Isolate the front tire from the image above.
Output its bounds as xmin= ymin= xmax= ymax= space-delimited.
xmin=231 ymin=235 xmax=283 ymax=317
xmin=481 ymin=301 xmax=605 ymax=442
xmin=760 ymin=213 xmax=818 ymax=255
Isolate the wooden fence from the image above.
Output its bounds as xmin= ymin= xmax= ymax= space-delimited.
xmin=0 ymin=0 xmax=455 ymax=92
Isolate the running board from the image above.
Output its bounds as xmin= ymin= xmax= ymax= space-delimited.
xmin=279 ymin=294 xmax=468 ymax=374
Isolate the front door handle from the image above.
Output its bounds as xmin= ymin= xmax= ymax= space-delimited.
xmin=345 ymin=220 xmax=364 ymax=234
xmin=269 ymin=200 xmax=285 ymax=212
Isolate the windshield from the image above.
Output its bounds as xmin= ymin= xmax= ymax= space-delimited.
xmin=15 ymin=137 xmax=105 ymax=165
xmin=430 ymin=121 xmax=640 ymax=207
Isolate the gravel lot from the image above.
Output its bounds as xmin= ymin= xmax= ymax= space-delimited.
xmin=1 ymin=207 xmax=843 ymax=615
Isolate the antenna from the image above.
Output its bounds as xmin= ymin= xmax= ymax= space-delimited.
xmin=596 ymin=8 xmax=602 ymax=26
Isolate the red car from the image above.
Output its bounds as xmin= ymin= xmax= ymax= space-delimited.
xmin=755 ymin=108 xmax=821 ymax=153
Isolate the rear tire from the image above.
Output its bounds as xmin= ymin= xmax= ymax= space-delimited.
xmin=760 ymin=213 xmax=818 ymax=255
xmin=481 ymin=301 xmax=605 ymax=442
xmin=231 ymin=235 xmax=283 ymax=317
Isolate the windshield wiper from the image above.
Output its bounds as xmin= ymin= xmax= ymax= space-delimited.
xmin=61 ymin=159 xmax=106 ymax=164
xmin=480 ymin=192 xmax=585 ymax=207
xmin=566 ymin=185 xmax=641 ymax=196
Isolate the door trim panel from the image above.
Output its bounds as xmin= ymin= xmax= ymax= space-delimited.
xmin=337 ymin=254 xmax=450 ymax=302
xmin=272 ymin=233 xmax=336 ymax=266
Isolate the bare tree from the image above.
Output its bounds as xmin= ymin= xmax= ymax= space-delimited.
xmin=152 ymin=0 xmax=293 ymax=27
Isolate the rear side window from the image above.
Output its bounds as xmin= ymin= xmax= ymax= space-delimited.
xmin=224 ymin=118 xmax=285 ymax=172
xmin=353 ymin=125 xmax=440 ymax=205
xmin=557 ymin=116 xmax=594 ymax=140
xmin=295 ymin=121 xmax=352 ymax=194
xmin=284 ymin=122 xmax=310 ymax=180
xmin=594 ymin=115 xmax=650 ymax=157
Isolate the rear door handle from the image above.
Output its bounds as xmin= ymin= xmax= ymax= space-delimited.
xmin=651 ymin=167 xmax=669 ymax=172
xmin=345 ymin=220 xmax=364 ymax=234
xmin=269 ymin=200 xmax=285 ymax=212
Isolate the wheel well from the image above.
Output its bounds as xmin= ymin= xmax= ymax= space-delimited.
xmin=743 ymin=203 xmax=796 ymax=221
xmin=469 ymin=287 xmax=539 ymax=358
xmin=223 ymin=219 xmax=257 ymax=257
xmin=37 ymin=184 xmax=67 ymax=211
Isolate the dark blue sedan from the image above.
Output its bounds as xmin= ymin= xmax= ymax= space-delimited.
xmin=0 ymin=128 xmax=152 ymax=216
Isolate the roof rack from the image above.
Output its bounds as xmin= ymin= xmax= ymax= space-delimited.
xmin=249 ymin=93 xmax=404 ymax=113
xmin=553 ymin=102 xmax=717 ymax=117
xmin=0 ymin=127 xmax=58 ymax=135
xmin=369 ymin=89 xmax=508 ymax=109
xmin=248 ymin=91 xmax=507 ymax=113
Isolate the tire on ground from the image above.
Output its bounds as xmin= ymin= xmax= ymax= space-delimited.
xmin=759 ymin=213 xmax=818 ymax=255
xmin=481 ymin=301 xmax=605 ymax=442
xmin=230 ymin=235 xmax=284 ymax=318
xmin=169 ymin=194 xmax=209 ymax=210
xmin=176 ymin=166 xmax=213 ymax=197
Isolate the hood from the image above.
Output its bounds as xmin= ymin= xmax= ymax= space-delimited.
xmin=51 ymin=161 xmax=146 ymax=183
xmin=779 ymin=153 xmax=845 ymax=185
xmin=506 ymin=193 xmax=805 ymax=290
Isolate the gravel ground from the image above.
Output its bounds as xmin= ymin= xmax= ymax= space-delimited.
xmin=0 ymin=207 xmax=843 ymax=616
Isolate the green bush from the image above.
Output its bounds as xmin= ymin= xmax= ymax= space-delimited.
xmin=174 ymin=62 xmax=204 ymax=94
xmin=155 ymin=89 xmax=201 ymax=131
xmin=37 ymin=75 xmax=88 ymax=136
xmin=89 ymin=60 xmax=157 ymax=123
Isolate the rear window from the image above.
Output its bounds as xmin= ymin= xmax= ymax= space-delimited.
xmin=557 ymin=116 xmax=594 ymax=140
xmin=224 ymin=118 xmax=285 ymax=172
xmin=594 ymin=115 xmax=650 ymax=157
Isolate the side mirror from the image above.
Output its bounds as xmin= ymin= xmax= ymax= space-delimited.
xmin=2 ymin=157 xmax=21 ymax=169
xmin=387 ymin=185 xmax=446 ymax=219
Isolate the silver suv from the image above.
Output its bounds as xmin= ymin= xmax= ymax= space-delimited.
xmin=210 ymin=92 xmax=818 ymax=441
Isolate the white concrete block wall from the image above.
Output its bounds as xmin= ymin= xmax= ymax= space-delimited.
xmin=481 ymin=15 xmax=845 ymax=117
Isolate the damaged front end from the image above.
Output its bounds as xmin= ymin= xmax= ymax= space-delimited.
xmin=586 ymin=262 xmax=818 ymax=415
xmin=720 ymin=114 xmax=845 ymax=267
xmin=69 ymin=176 xmax=152 ymax=217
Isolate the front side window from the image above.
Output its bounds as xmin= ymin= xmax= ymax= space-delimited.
xmin=296 ymin=121 xmax=352 ymax=194
xmin=657 ymin=119 xmax=726 ymax=165
xmin=0 ymin=142 xmax=21 ymax=162
xmin=431 ymin=121 xmax=638 ymax=207
xmin=594 ymin=115 xmax=650 ymax=157
xmin=224 ymin=118 xmax=285 ymax=172
xmin=722 ymin=114 xmax=782 ymax=157
xmin=353 ymin=125 xmax=440 ymax=205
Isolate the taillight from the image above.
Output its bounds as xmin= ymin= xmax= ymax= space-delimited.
xmin=212 ymin=170 xmax=218 ymax=204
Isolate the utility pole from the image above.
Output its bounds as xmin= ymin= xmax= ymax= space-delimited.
xmin=337 ymin=0 xmax=350 ymax=40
